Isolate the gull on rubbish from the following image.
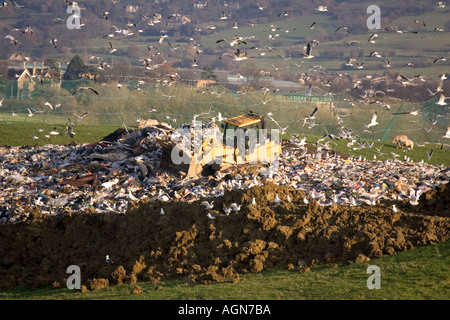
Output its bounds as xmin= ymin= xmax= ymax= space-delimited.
xmin=106 ymin=255 xmax=114 ymax=264
xmin=201 ymin=200 xmax=214 ymax=210
xmin=207 ymin=212 xmax=217 ymax=220
xmin=274 ymin=194 xmax=281 ymax=204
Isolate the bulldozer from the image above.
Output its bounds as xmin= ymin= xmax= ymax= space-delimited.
xmin=156 ymin=113 xmax=282 ymax=179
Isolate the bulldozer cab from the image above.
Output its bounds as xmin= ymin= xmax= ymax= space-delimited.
xmin=222 ymin=113 xmax=266 ymax=152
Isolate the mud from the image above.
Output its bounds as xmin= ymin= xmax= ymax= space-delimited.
xmin=0 ymin=182 xmax=449 ymax=290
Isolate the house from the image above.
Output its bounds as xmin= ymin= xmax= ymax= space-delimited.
xmin=197 ymin=79 xmax=217 ymax=88
xmin=7 ymin=61 xmax=62 ymax=99
xmin=193 ymin=1 xmax=207 ymax=9
xmin=126 ymin=5 xmax=139 ymax=13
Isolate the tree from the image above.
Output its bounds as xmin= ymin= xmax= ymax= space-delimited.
xmin=200 ymin=67 xmax=217 ymax=81
xmin=63 ymin=55 xmax=85 ymax=80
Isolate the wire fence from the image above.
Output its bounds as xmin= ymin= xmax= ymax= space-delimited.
xmin=0 ymin=78 xmax=448 ymax=144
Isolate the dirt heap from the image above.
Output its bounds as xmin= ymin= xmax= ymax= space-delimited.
xmin=0 ymin=182 xmax=449 ymax=290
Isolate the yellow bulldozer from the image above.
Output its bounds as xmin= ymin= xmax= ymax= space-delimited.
xmin=156 ymin=113 xmax=282 ymax=179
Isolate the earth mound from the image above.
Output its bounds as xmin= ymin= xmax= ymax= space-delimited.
xmin=0 ymin=182 xmax=449 ymax=290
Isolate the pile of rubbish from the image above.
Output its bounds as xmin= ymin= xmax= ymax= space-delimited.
xmin=1 ymin=120 xmax=449 ymax=226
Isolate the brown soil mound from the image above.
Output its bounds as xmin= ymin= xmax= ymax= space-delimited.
xmin=0 ymin=183 xmax=449 ymax=290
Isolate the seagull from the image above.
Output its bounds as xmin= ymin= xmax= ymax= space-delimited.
xmin=315 ymin=6 xmax=328 ymax=12
xmin=426 ymin=149 xmax=434 ymax=159
xmin=414 ymin=19 xmax=426 ymax=27
xmin=433 ymin=56 xmax=447 ymax=63
xmin=49 ymin=128 xmax=60 ymax=135
xmin=335 ymin=26 xmax=351 ymax=33
xmin=201 ymin=200 xmax=214 ymax=210
xmin=267 ymin=115 xmax=289 ymax=134
xmin=74 ymin=112 xmax=88 ymax=121
xmin=65 ymin=126 xmax=75 ymax=138
xmin=307 ymin=21 xmax=317 ymax=29
xmin=436 ymin=93 xmax=449 ymax=105
xmin=229 ymin=203 xmax=241 ymax=213
xmin=0 ymin=97 xmax=3 ymax=106
xmin=216 ymin=10 xmax=228 ymax=20
xmin=392 ymin=204 xmax=398 ymax=212
xmin=106 ymin=255 xmax=114 ymax=264
xmin=365 ymin=112 xmax=379 ymax=128
xmin=102 ymin=11 xmax=109 ymax=19
xmin=160 ymin=208 xmax=165 ymax=215
xmin=306 ymin=106 xmax=318 ymax=119
xmin=301 ymin=42 xmax=314 ymax=59
xmin=27 ymin=108 xmax=34 ymax=117
xmin=73 ymin=87 xmax=99 ymax=95
xmin=44 ymin=101 xmax=53 ymax=110
xmin=219 ymin=48 xmax=248 ymax=61
xmin=274 ymin=194 xmax=281 ymax=204
xmin=278 ymin=10 xmax=293 ymax=18
xmin=50 ymin=38 xmax=58 ymax=48
xmin=368 ymin=33 xmax=378 ymax=43
xmin=5 ymin=34 xmax=18 ymax=45
xmin=256 ymin=3 xmax=265 ymax=10
xmin=108 ymin=42 xmax=117 ymax=54
xmin=216 ymin=37 xmax=247 ymax=47
xmin=207 ymin=212 xmax=217 ymax=220
xmin=443 ymin=127 xmax=450 ymax=139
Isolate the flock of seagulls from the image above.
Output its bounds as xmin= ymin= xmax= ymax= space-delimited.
xmin=0 ymin=1 xmax=449 ymax=153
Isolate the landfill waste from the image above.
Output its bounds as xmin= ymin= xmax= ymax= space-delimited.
xmin=0 ymin=120 xmax=449 ymax=290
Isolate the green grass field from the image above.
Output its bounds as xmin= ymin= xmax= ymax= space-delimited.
xmin=1 ymin=112 xmax=449 ymax=166
xmin=1 ymin=240 xmax=448 ymax=300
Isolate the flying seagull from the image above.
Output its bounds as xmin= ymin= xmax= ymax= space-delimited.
xmin=443 ymin=126 xmax=450 ymax=139
xmin=335 ymin=26 xmax=351 ymax=33
xmin=108 ymin=41 xmax=117 ymax=54
xmin=220 ymin=10 xmax=228 ymax=20
xmin=301 ymin=42 xmax=315 ymax=59
xmin=364 ymin=112 xmax=379 ymax=128
xmin=278 ymin=10 xmax=293 ymax=18
xmin=368 ymin=33 xmax=378 ymax=43
xmin=219 ymin=48 xmax=248 ymax=61
xmin=436 ymin=93 xmax=449 ymax=105
xmin=307 ymin=21 xmax=317 ymax=29
xmin=433 ymin=56 xmax=447 ymax=63
xmin=74 ymin=112 xmax=88 ymax=121
xmin=73 ymin=87 xmax=99 ymax=95
xmin=5 ymin=35 xmax=18 ymax=45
